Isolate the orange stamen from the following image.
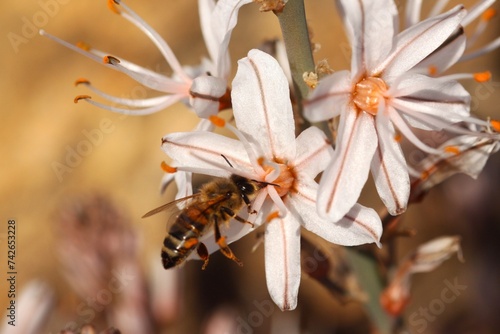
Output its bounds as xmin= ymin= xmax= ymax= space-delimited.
xmin=266 ymin=211 xmax=280 ymax=223
xmin=482 ymin=8 xmax=496 ymax=21
xmin=257 ymin=157 xmax=265 ymax=166
xmin=444 ymin=146 xmax=460 ymax=155
xmin=209 ymin=115 xmax=225 ymax=127
xmin=420 ymin=170 xmax=430 ymax=181
xmin=490 ymin=119 xmax=500 ymax=132
xmin=74 ymin=95 xmax=91 ymax=103
xmin=74 ymin=78 xmax=90 ymax=86
xmin=161 ymin=161 xmax=177 ymax=173
xmin=103 ymin=55 xmax=121 ymax=65
xmin=428 ymin=65 xmax=438 ymax=76
xmin=76 ymin=41 xmax=91 ymax=51
xmin=474 ymin=71 xmax=491 ymax=82
xmin=394 ymin=133 xmax=402 ymax=142
xmin=107 ymin=0 xmax=121 ymax=14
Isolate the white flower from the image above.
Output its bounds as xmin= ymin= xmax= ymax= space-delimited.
xmin=40 ymin=0 xmax=251 ymax=118
xmin=161 ymin=49 xmax=382 ymax=310
xmin=380 ymin=236 xmax=463 ymax=316
xmin=304 ymin=0 xmax=498 ymax=222
xmin=410 ymin=125 xmax=500 ymax=201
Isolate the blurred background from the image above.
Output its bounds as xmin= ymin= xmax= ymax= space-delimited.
xmin=0 ymin=0 xmax=499 ymax=333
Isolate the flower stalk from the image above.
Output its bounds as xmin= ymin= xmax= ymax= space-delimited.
xmin=276 ymin=0 xmax=315 ymax=108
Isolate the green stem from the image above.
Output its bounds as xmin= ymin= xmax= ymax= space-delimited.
xmin=276 ymin=0 xmax=315 ymax=107
xmin=347 ymin=249 xmax=392 ymax=334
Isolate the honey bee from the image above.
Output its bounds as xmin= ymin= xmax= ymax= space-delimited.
xmin=143 ymin=167 xmax=270 ymax=270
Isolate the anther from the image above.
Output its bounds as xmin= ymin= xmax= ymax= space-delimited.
xmin=107 ymin=0 xmax=121 ymax=14
xmin=76 ymin=41 xmax=91 ymax=51
xmin=428 ymin=66 xmax=438 ymax=76
xmin=444 ymin=146 xmax=460 ymax=155
xmin=420 ymin=170 xmax=430 ymax=181
xmin=482 ymin=8 xmax=496 ymax=21
xmin=209 ymin=115 xmax=226 ymax=127
xmin=394 ymin=133 xmax=402 ymax=142
xmin=490 ymin=119 xmax=500 ymax=133
xmin=103 ymin=55 xmax=121 ymax=65
xmin=266 ymin=211 xmax=280 ymax=223
xmin=74 ymin=78 xmax=90 ymax=86
xmin=473 ymin=71 xmax=491 ymax=82
xmin=161 ymin=161 xmax=177 ymax=173
xmin=74 ymin=95 xmax=91 ymax=103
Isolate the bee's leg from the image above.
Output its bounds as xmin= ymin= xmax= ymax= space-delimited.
xmin=214 ymin=216 xmax=243 ymax=266
xmin=241 ymin=193 xmax=257 ymax=215
xmin=196 ymin=242 xmax=210 ymax=270
xmin=221 ymin=207 xmax=254 ymax=228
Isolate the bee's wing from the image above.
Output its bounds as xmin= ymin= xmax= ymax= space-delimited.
xmin=142 ymin=193 xmax=201 ymax=218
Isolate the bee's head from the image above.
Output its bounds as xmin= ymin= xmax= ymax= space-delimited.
xmin=230 ymin=175 xmax=261 ymax=197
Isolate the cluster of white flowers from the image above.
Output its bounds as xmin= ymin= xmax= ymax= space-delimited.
xmin=42 ymin=0 xmax=499 ymax=311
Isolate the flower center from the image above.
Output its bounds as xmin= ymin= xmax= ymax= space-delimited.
xmin=353 ymin=77 xmax=388 ymax=115
xmin=263 ymin=161 xmax=296 ymax=197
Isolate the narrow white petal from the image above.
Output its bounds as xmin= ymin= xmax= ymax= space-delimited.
xmin=389 ymin=74 xmax=470 ymax=130
xmin=294 ymin=126 xmax=334 ymax=178
xmin=375 ymin=5 xmax=466 ymax=79
xmin=413 ymin=29 xmax=466 ymax=75
xmin=161 ymin=132 xmax=252 ymax=176
xmin=212 ymin=0 xmax=253 ymax=77
xmin=303 ymin=70 xmax=351 ymax=122
xmin=265 ymin=209 xmax=301 ymax=311
xmin=317 ymin=110 xmax=378 ymax=222
xmin=198 ymin=0 xmax=218 ymax=63
xmin=336 ymin=0 xmax=398 ymax=77
xmin=291 ymin=178 xmax=382 ymax=246
xmin=232 ymin=49 xmax=296 ymax=161
xmin=371 ymin=106 xmax=410 ymax=216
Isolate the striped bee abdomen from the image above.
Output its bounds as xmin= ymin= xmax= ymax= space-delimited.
xmin=161 ymin=206 xmax=210 ymax=269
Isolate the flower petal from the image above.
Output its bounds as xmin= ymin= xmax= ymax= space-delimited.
xmin=291 ymin=178 xmax=382 ymax=246
xmin=198 ymin=0 xmax=218 ymax=64
xmin=391 ymin=76 xmax=470 ymax=130
xmin=265 ymin=207 xmax=301 ymax=311
xmin=336 ymin=0 xmax=398 ymax=78
xmin=374 ymin=5 xmax=466 ymax=79
xmin=211 ymin=0 xmax=253 ymax=78
xmin=294 ymin=126 xmax=334 ymax=178
xmin=189 ymin=75 xmax=227 ymax=118
xmin=412 ymin=135 xmax=499 ymax=197
xmin=232 ymin=49 xmax=296 ymax=161
xmin=303 ymin=70 xmax=351 ymax=122
xmin=371 ymin=105 xmax=410 ymax=215
xmin=161 ymin=131 xmax=252 ymax=177
xmin=413 ymin=28 xmax=466 ymax=75
xmin=317 ymin=109 xmax=378 ymax=222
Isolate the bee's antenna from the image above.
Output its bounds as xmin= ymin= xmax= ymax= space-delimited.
xmin=221 ymin=154 xmax=234 ymax=168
